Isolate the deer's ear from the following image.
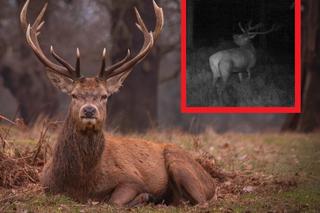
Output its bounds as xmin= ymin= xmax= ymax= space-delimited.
xmin=47 ymin=71 xmax=74 ymax=94
xmin=104 ymin=71 xmax=131 ymax=95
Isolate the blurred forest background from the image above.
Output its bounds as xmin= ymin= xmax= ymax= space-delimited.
xmin=0 ymin=1 xmax=320 ymax=212
xmin=0 ymin=0 xmax=319 ymax=133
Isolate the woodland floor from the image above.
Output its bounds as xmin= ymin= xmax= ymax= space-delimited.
xmin=0 ymin=123 xmax=319 ymax=213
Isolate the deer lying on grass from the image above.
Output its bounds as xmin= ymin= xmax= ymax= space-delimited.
xmin=21 ymin=0 xmax=217 ymax=207
xmin=209 ymin=21 xmax=276 ymax=89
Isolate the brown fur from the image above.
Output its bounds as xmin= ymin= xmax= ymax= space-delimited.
xmin=41 ymin=78 xmax=217 ymax=206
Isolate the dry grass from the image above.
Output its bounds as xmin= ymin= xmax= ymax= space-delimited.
xmin=0 ymin=120 xmax=319 ymax=212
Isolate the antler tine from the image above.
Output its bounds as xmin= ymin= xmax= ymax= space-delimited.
xmin=21 ymin=0 xmax=80 ymax=80
xmin=20 ymin=0 xmax=30 ymax=31
xmin=104 ymin=11 xmax=153 ymax=79
xmin=50 ymin=46 xmax=75 ymax=75
xmin=133 ymin=0 xmax=163 ymax=43
xmin=99 ymin=48 xmax=107 ymax=78
xmin=25 ymin=25 xmax=68 ymax=78
xmin=25 ymin=1 xmax=47 ymax=51
xmin=37 ymin=21 xmax=45 ymax=31
xmin=247 ymin=22 xmax=263 ymax=32
xmin=102 ymin=0 xmax=163 ymax=79
xmin=248 ymin=24 xmax=278 ymax=35
xmin=102 ymin=49 xmax=131 ymax=78
xmin=134 ymin=7 xmax=148 ymax=33
xmin=32 ymin=2 xmax=48 ymax=30
xmin=76 ymin=48 xmax=80 ymax=77
xmin=151 ymin=0 xmax=164 ymax=42
xmin=238 ymin=22 xmax=246 ymax=33
xmin=133 ymin=6 xmax=155 ymax=63
xmin=104 ymin=3 xmax=153 ymax=78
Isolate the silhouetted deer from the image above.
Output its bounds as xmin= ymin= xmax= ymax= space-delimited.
xmin=21 ymin=0 xmax=217 ymax=207
xmin=209 ymin=21 xmax=277 ymax=89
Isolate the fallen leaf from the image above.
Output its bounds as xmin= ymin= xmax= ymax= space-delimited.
xmin=243 ymin=186 xmax=255 ymax=193
xmin=239 ymin=155 xmax=247 ymax=161
xmin=224 ymin=181 xmax=232 ymax=186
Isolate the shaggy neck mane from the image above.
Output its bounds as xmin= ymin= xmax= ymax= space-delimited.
xmin=51 ymin=113 xmax=105 ymax=189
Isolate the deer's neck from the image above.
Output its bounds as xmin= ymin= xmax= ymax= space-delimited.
xmin=240 ymin=42 xmax=255 ymax=55
xmin=51 ymin=114 xmax=105 ymax=186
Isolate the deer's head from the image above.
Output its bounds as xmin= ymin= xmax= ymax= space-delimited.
xmin=233 ymin=21 xmax=277 ymax=46
xmin=20 ymin=0 xmax=163 ymax=132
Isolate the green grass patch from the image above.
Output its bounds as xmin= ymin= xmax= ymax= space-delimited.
xmin=1 ymin=131 xmax=320 ymax=212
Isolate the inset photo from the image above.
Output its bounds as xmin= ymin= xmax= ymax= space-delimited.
xmin=181 ymin=0 xmax=300 ymax=113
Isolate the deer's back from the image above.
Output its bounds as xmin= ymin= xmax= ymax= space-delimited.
xmin=209 ymin=47 xmax=255 ymax=71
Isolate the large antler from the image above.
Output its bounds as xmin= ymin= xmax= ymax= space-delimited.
xmin=247 ymin=24 xmax=278 ymax=35
xmin=20 ymin=0 xmax=80 ymax=79
xmin=238 ymin=21 xmax=277 ymax=36
xmin=99 ymin=0 xmax=164 ymax=79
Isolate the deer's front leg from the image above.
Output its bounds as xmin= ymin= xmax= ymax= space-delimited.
xmin=109 ymin=184 xmax=150 ymax=207
xmin=247 ymin=68 xmax=251 ymax=80
xmin=212 ymin=76 xmax=218 ymax=87
xmin=126 ymin=193 xmax=154 ymax=207
xmin=238 ymin=73 xmax=243 ymax=82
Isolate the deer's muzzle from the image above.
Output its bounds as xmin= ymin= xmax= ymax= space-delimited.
xmin=79 ymin=104 xmax=99 ymax=127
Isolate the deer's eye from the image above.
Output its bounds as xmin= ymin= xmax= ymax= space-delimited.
xmin=71 ymin=94 xmax=78 ymax=99
xmin=101 ymin=95 xmax=108 ymax=101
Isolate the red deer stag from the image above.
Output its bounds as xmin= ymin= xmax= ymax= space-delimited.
xmin=21 ymin=0 xmax=217 ymax=207
xmin=209 ymin=21 xmax=277 ymax=89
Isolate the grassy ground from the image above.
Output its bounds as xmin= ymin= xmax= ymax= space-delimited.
xmin=187 ymin=46 xmax=294 ymax=107
xmin=0 ymin=124 xmax=319 ymax=212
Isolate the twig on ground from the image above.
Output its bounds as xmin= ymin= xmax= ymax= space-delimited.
xmin=0 ymin=114 xmax=17 ymax=126
xmin=32 ymin=120 xmax=61 ymax=165
xmin=0 ymin=131 xmax=8 ymax=151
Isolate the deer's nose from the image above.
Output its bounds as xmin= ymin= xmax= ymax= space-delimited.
xmin=82 ymin=106 xmax=97 ymax=118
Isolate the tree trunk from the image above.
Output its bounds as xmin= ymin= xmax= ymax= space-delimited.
xmin=0 ymin=66 xmax=59 ymax=124
xmin=0 ymin=0 xmax=60 ymax=124
xmin=282 ymin=0 xmax=320 ymax=132
xmin=107 ymin=0 xmax=160 ymax=132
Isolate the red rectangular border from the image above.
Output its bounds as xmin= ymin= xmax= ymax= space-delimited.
xmin=180 ymin=0 xmax=301 ymax=114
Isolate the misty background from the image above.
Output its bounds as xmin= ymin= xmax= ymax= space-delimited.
xmin=0 ymin=0 xmax=313 ymax=133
